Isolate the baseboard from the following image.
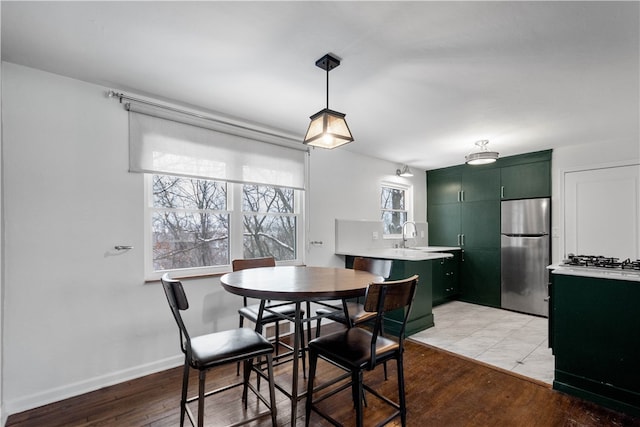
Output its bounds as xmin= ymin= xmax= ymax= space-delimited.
xmin=4 ymin=354 xmax=183 ymax=418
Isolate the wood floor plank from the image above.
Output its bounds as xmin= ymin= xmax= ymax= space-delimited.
xmin=6 ymin=337 xmax=640 ymax=426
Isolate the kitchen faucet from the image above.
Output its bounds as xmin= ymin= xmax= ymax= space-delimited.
xmin=401 ymin=221 xmax=416 ymax=248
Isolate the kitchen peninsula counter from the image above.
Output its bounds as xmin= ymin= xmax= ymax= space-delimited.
xmin=336 ymin=246 xmax=459 ymax=261
xmin=337 ymin=247 xmax=460 ymax=337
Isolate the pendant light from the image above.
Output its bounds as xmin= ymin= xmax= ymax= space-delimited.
xmin=303 ymin=54 xmax=354 ymax=149
xmin=465 ymin=140 xmax=499 ymax=165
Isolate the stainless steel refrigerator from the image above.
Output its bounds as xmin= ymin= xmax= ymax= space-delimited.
xmin=501 ymin=198 xmax=551 ymax=317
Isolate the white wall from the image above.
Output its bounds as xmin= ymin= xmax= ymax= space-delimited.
xmin=551 ymin=140 xmax=640 ymax=263
xmin=0 ymin=62 xmax=426 ymax=418
xmin=306 ymin=148 xmax=426 ymax=267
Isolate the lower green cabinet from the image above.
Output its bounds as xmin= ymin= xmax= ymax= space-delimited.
xmin=345 ymin=256 xmax=435 ymax=337
xmin=384 ymin=259 xmax=435 ymax=337
xmin=432 ymin=251 xmax=460 ymax=306
xmin=551 ymin=272 xmax=640 ymax=417
xmin=459 ymin=248 xmax=501 ymax=308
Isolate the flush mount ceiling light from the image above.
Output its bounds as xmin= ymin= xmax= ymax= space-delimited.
xmin=396 ymin=165 xmax=414 ymax=177
xmin=465 ymin=140 xmax=499 ymax=165
xmin=303 ymin=53 xmax=354 ymax=149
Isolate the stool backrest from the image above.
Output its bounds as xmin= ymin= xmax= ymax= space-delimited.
xmin=363 ymin=274 xmax=419 ymax=368
xmin=353 ymin=257 xmax=392 ymax=279
xmin=232 ymin=256 xmax=276 ymax=271
xmin=161 ymin=273 xmax=191 ymax=355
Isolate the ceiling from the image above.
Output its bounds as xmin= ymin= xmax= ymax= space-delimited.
xmin=2 ymin=1 xmax=639 ymax=170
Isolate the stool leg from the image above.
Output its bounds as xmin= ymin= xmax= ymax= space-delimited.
xmin=265 ymin=353 xmax=278 ymax=426
xmin=180 ymin=361 xmax=189 ymax=427
xmin=305 ymin=350 xmax=318 ymax=427
xmin=353 ymin=370 xmax=364 ymax=427
xmin=397 ymin=357 xmax=407 ymax=427
xmin=299 ymin=323 xmax=307 ymax=379
xmin=198 ymin=370 xmax=206 ymax=427
xmin=237 ymin=314 xmax=244 ymax=376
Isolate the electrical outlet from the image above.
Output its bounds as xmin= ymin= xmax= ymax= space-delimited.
xmin=372 ymin=231 xmax=379 ymax=240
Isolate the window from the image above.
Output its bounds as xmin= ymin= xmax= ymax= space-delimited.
xmin=381 ymin=183 xmax=411 ymax=236
xmin=147 ymin=174 xmax=302 ymax=279
xmin=126 ymin=100 xmax=307 ymax=279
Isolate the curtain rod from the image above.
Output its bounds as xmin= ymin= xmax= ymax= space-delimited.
xmin=107 ymin=90 xmax=307 ymax=149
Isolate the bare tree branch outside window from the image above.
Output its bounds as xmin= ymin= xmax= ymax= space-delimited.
xmin=381 ymin=186 xmax=407 ymax=234
xmin=152 ymin=175 xmax=229 ymax=271
xmin=242 ymin=185 xmax=296 ymax=261
xmin=151 ymin=175 xmax=298 ymax=272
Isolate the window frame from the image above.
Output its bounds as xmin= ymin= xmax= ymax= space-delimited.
xmin=144 ymin=174 xmax=304 ymax=281
xmin=380 ymin=181 xmax=413 ymax=239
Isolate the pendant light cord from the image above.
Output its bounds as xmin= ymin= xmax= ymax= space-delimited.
xmin=325 ymin=67 xmax=330 ymax=109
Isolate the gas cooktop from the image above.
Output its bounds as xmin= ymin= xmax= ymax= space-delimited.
xmin=562 ymin=254 xmax=640 ymax=270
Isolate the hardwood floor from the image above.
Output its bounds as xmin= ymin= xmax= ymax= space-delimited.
xmin=7 ymin=336 xmax=640 ymax=426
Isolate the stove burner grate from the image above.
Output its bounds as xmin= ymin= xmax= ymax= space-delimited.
xmin=563 ymin=254 xmax=640 ymax=270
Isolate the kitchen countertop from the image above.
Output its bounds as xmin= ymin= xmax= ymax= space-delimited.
xmin=336 ymin=246 xmax=459 ymax=261
xmin=549 ymin=264 xmax=640 ymax=282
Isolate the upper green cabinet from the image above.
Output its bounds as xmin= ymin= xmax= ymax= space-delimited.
xmin=501 ymin=161 xmax=551 ymax=199
xmin=427 ymin=166 xmax=500 ymax=205
xmin=427 ymin=168 xmax=462 ymax=205
xmin=462 ymin=168 xmax=501 ymax=202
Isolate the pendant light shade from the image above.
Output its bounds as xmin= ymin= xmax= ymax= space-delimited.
xmin=303 ymin=54 xmax=354 ymax=149
xmin=465 ymin=140 xmax=499 ymax=165
xmin=304 ymin=109 xmax=353 ymax=149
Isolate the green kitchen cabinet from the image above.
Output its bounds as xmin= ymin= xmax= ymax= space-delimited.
xmin=432 ymin=251 xmax=461 ymax=306
xmin=427 ymin=165 xmax=500 ymax=205
xmin=384 ymin=258 xmax=435 ymax=337
xmin=501 ymin=161 xmax=551 ymax=199
xmin=459 ymin=248 xmax=501 ymax=307
xmin=427 ymin=150 xmax=551 ymax=309
xmin=461 ymin=167 xmax=501 ymax=202
xmin=428 ymin=166 xmax=501 ymax=308
xmin=551 ymin=271 xmax=640 ymax=417
xmin=460 ymin=200 xmax=501 ymax=248
xmin=427 ymin=203 xmax=461 ymax=247
xmin=426 ymin=167 xmax=462 ymax=205
xmin=345 ymin=256 xmax=435 ymax=337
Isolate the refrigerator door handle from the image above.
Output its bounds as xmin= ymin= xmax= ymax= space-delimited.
xmin=501 ymin=233 xmax=549 ymax=238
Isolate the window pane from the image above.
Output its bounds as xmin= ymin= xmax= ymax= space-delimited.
xmin=243 ymin=185 xmax=294 ymax=213
xmin=152 ymin=211 xmax=229 ymax=270
xmin=381 ymin=211 xmax=407 ymax=235
xmin=243 ymin=215 xmax=296 ymax=261
xmin=153 ymin=175 xmax=226 ymax=210
xmin=381 ymin=187 xmax=405 ymax=210
xmin=152 ymin=175 xmax=228 ymax=271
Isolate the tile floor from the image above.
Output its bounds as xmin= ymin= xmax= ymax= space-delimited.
xmin=410 ymin=300 xmax=554 ymax=384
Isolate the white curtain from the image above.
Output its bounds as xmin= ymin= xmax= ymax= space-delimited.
xmin=128 ymin=102 xmax=307 ymax=190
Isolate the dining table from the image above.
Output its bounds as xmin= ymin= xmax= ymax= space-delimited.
xmin=220 ymin=265 xmax=382 ymax=426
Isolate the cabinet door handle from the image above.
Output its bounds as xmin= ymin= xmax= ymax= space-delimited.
xmin=461 ymin=190 xmax=465 ymax=202
xmin=501 ymin=185 xmax=504 ymax=199
xmin=461 ymin=234 xmax=465 ymax=246
xmin=457 ymin=191 xmax=461 ymax=202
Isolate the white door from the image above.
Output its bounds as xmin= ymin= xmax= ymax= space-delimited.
xmin=564 ymin=164 xmax=640 ymax=259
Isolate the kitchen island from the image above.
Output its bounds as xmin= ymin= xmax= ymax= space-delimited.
xmin=337 ymin=246 xmax=459 ymax=336
xmin=550 ymin=264 xmax=640 ymax=417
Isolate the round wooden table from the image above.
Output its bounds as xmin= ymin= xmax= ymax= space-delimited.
xmin=220 ymin=265 xmax=382 ymax=426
